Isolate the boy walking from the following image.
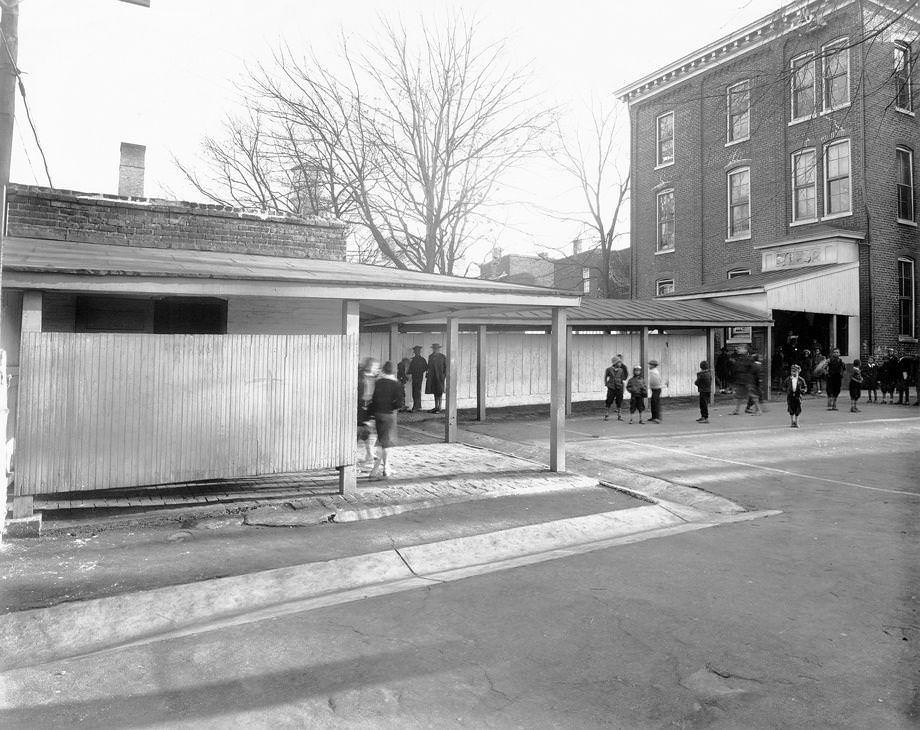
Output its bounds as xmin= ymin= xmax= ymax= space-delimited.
xmin=603 ymin=355 xmax=629 ymax=421
xmin=695 ymin=361 xmax=712 ymax=423
xmin=626 ymin=367 xmax=647 ymax=425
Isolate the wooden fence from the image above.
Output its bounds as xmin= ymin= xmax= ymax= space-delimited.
xmin=360 ymin=331 xmax=707 ymax=408
xmin=16 ymin=333 xmax=357 ymax=495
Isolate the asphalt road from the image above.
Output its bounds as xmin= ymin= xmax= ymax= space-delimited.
xmin=1 ymin=402 xmax=918 ymax=728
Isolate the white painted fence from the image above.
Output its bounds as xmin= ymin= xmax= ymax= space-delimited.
xmin=360 ymin=331 xmax=707 ymax=409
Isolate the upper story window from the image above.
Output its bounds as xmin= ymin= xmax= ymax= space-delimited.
xmin=822 ymin=39 xmax=850 ymax=110
xmin=897 ymin=147 xmax=915 ymax=223
xmin=726 ymin=81 xmax=751 ymax=143
xmin=792 ymin=148 xmax=818 ymax=223
xmin=791 ymin=53 xmax=816 ymax=121
xmin=728 ymin=268 xmax=751 ymax=278
xmin=657 ymin=189 xmax=675 ymax=252
xmin=656 ymin=112 xmax=674 ymax=167
xmin=581 ymin=267 xmax=591 ymax=294
xmin=824 ymin=139 xmax=851 ymax=217
xmin=656 ymin=279 xmax=675 ymax=296
xmin=727 ymin=167 xmax=751 ymax=240
xmin=895 ymin=41 xmax=913 ymax=112
xmin=898 ymin=257 xmax=915 ymax=339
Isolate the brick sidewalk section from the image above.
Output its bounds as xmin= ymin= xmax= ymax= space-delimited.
xmin=244 ymin=442 xmax=599 ymax=526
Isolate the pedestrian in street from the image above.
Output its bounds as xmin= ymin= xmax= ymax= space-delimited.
xmin=715 ymin=347 xmax=731 ymax=394
xmin=896 ymin=353 xmax=912 ymax=405
xmin=626 ymin=366 xmax=647 ymax=425
xmin=407 ymin=345 xmax=427 ymax=412
xmin=695 ymin=360 xmax=712 ymax=423
xmin=783 ymin=363 xmax=806 ymax=428
xmin=357 ymin=357 xmax=380 ymax=465
xmin=812 ymin=348 xmax=827 ymax=395
xmin=746 ymin=352 xmax=765 ymax=415
xmin=848 ymin=359 xmax=863 ymax=412
xmin=826 ymin=348 xmax=845 ymax=410
xmin=368 ymin=361 xmax=404 ymax=480
xmin=647 ymin=359 xmax=663 ymax=423
xmin=879 ymin=348 xmax=898 ymax=404
xmin=863 ymin=356 xmax=879 ymax=403
xmin=425 ymin=343 xmax=447 ymax=413
xmin=730 ymin=350 xmax=752 ymax=415
xmin=396 ymin=356 xmax=412 ymax=412
xmin=800 ymin=349 xmax=814 ymax=394
xmin=603 ymin=355 xmax=628 ymax=421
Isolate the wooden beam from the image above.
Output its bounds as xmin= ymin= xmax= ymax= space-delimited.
xmin=477 ymin=325 xmax=487 ymax=422
xmin=550 ymin=307 xmax=566 ymax=472
xmin=707 ymin=326 xmax=715 ymax=407
xmin=339 ymin=300 xmax=360 ymax=496
xmin=388 ymin=323 xmax=400 ymax=364
xmin=445 ymin=317 xmax=459 ymax=443
xmin=564 ymin=326 xmax=573 ymax=416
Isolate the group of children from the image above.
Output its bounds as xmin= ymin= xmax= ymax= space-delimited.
xmin=602 ymin=354 xmax=655 ymax=424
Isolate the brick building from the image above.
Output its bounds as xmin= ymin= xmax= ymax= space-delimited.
xmin=616 ymin=0 xmax=919 ymax=359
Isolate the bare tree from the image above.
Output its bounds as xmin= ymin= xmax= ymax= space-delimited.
xmin=552 ymin=102 xmax=630 ymax=298
xmin=178 ymin=15 xmax=547 ymax=274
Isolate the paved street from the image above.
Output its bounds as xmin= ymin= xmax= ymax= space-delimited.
xmin=1 ymin=402 xmax=918 ymax=728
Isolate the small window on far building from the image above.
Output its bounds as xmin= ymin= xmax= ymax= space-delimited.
xmin=791 ymin=52 xmax=816 ymax=120
xmin=824 ymin=139 xmax=851 ymax=217
xmin=656 ymin=111 xmax=674 ymax=166
xmin=657 ymin=189 xmax=675 ymax=252
xmin=898 ymin=257 xmax=915 ymax=338
xmin=897 ymin=147 xmax=915 ymax=223
xmin=727 ymin=268 xmax=751 ymax=278
xmin=792 ymin=149 xmax=818 ymax=223
xmin=822 ymin=39 xmax=850 ymax=110
xmin=895 ymin=41 xmax=913 ymax=112
xmin=727 ymin=167 xmax=751 ymax=239
xmin=726 ymin=80 xmax=750 ymax=143
xmin=656 ymin=279 xmax=675 ymax=296
xmin=582 ymin=267 xmax=591 ymax=294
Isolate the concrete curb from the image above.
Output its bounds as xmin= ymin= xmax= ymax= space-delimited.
xmin=0 ymin=503 xmax=702 ymax=671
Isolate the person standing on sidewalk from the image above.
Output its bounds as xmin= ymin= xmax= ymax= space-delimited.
xmin=357 ymin=357 xmax=380 ymax=465
xmin=407 ymin=345 xmax=427 ymax=412
xmin=425 ymin=343 xmax=447 ymax=413
xmin=826 ymin=348 xmax=845 ymax=410
xmin=695 ymin=360 xmax=712 ymax=423
xmin=783 ymin=363 xmax=806 ymax=428
xmin=848 ymin=360 xmax=864 ymax=412
xmin=368 ymin=361 xmax=404 ymax=480
xmin=730 ymin=350 xmax=752 ymax=415
xmin=603 ymin=355 xmax=628 ymax=421
xmin=648 ymin=359 xmax=663 ymax=423
xmin=863 ymin=356 xmax=879 ymax=404
xmin=626 ymin=367 xmax=647 ymax=425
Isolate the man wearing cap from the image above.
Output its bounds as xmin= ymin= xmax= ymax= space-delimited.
xmin=648 ymin=359 xmax=663 ymax=423
xmin=426 ymin=343 xmax=447 ymax=413
xmin=407 ymin=345 xmax=427 ymax=412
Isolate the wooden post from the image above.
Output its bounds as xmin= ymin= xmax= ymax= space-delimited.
xmin=564 ymin=326 xmax=573 ymax=416
xmin=445 ymin=317 xmax=459 ymax=443
xmin=477 ymin=325 xmax=487 ymax=422
xmin=11 ymin=291 xmax=41 ymax=519
xmin=830 ymin=314 xmax=838 ymax=351
xmin=550 ymin=307 xmax=566 ymax=472
xmin=639 ymin=326 xmax=649 ymax=376
xmin=706 ymin=326 xmax=716 ymax=407
xmin=388 ymin=322 xmax=399 ymax=365
xmin=339 ymin=300 xmax=359 ymax=496
xmin=765 ymin=324 xmax=773 ymax=401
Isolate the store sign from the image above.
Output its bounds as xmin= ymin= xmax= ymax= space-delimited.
xmin=727 ymin=326 xmax=752 ymax=344
xmin=775 ymin=248 xmax=822 ymax=267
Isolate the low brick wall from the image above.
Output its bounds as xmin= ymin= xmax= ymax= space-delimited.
xmin=6 ymin=184 xmax=347 ymax=261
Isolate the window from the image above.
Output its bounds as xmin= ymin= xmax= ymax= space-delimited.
xmin=824 ymin=139 xmax=851 ymax=216
xmin=656 ymin=112 xmax=674 ymax=166
xmin=822 ymin=39 xmax=849 ymax=110
xmin=899 ymin=258 xmax=915 ymax=338
xmin=582 ymin=267 xmax=591 ymax=294
xmin=728 ymin=268 xmax=751 ymax=278
xmin=727 ymin=167 xmax=751 ymax=239
xmin=897 ymin=147 xmax=915 ymax=222
xmin=727 ymin=81 xmax=750 ymax=143
xmin=791 ymin=53 xmax=816 ymax=120
xmin=656 ymin=279 xmax=675 ymax=296
xmin=657 ymin=189 xmax=675 ymax=252
xmin=792 ymin=149 xmax=818 ymax=222
xmin=895 ymin=41 xmax=913 ymax=112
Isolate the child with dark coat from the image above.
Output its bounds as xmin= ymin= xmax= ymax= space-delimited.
xmin=626 ymin=367 xmax=647 ymax=425
xmin=783 ymin=363 xmax=807 ymax=428
xmin=863 ymin=356 xmax=879 ymax=403
xmin=848 ymin=360 xmax=864 ymax=412
xmin=695 ymin=361 xmax=712 ymax=423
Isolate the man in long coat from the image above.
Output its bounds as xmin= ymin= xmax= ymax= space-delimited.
xmin=407 ymin=345 xmax=428 ymax=412
xmin=425 ymin=343 xmax=447 ymax=413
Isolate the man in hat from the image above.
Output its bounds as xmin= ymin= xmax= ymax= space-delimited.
xmin=648 ymin=359 xmax=663 ymax=423
xmin=425 ymin=343 xmax=448 ymax=413
xmin=407 ymin=345 xmax=428 ymax=412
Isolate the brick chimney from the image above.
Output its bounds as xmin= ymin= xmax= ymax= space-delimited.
xmin=117 ymin=142 xmax=146 ymax=197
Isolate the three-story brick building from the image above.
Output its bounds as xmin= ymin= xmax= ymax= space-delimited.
xmin=617 ymin=0 xmax=919 ymax=359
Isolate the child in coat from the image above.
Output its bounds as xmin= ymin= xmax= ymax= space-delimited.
xmin=695 ymin=361 xmax=712 ymax=423
xmin=783 ymin=363 xmax=806 ymax=428
xmin=849 ymin=360 xmax=864 ymax=412
xmin=626 ymin=367 xmax=647 ymax=425
xmin=863 ymin=356 xmax=879 ymax=403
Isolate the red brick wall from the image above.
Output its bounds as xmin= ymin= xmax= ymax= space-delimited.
xmin=5 ymin=184 xmax=347 ymax=261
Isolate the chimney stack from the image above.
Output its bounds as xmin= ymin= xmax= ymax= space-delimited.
xmin=118 ymin=142 xmax=146 ymax=197
xmin=572 ymin=238 xmax=583 ymax=255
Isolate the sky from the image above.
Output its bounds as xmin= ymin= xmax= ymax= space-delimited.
xmin=10 ymin=0 xmax=785 ymax=268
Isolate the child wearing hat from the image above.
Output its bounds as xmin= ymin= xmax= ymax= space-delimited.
xmin=783 ymin=363 xmax=807 ymax=428
xmin=625 ymin=367 xmax=647 ymax=424
xmin=848 ymin=359 xmax=864 ymax=412
xmin=694 ymin=360 xmax=712 ymax=423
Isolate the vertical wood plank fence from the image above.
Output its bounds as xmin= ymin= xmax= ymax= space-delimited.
xmin=16 ymin=333 xmax=355 ymax=496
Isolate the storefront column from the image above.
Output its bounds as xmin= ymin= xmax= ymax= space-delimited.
xmin=639 ymin=326 xmax=649 ymax=376
xmin=388 ymin=323 xmax=399 ymax=364
xmin=550 ymin=307 xmax=567 ymax=472
xmin=564 ymin=326 xmax=573 ymax=416
xmin=476 ymin=325 xmax=487 ymax=421
xmin=706 ymin=327 xmax=715 ymax=406
xmin=338 ymin=300 xmax=360 ymax=496
xmin=445 ymin=316 xmax=459 ymax=443
xmin=830 ymin=315 xmax=838 ymax=351
xmin=765 ymin=325 xmax=773 ymax=401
